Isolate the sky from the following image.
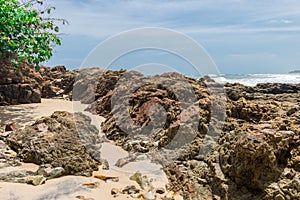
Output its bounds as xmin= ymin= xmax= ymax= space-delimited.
xmin=44 ymin=0 xmax=300 ymax=74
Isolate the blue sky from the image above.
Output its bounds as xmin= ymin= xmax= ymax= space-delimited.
xmin=45 ymin=0 xmax=300 ymax=74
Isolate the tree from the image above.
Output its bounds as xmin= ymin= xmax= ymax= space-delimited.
xmin=0 ymin=0 xmax=66 ymax=71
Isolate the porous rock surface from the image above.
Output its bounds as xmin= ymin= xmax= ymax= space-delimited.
xmin=86 ymin=69 xmax=300 ymax=199
xmin=5 ymin=111 xmax=101 ymax=177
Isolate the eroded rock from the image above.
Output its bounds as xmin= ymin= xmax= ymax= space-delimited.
xmin=6 ymin=111 xmax=101 ymax=177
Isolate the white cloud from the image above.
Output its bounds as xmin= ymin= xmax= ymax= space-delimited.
xmin=45 ymin=0 xmax=300 ymax=39
xmin=228 ymin=53 xmax=276 ymax=60
xmin=267 ymin=19 xmax=293 ymax=24
xmin=181 ymin=25 xmax=300 ymax=35
xmin=44 ymin=0 xmax=300 ymax=72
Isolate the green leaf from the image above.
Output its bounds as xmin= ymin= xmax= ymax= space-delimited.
xmin=35 ymin=65 xmax=40 ymax=71
xmin=11 ymin=59 xmax=19 ymax=67
xmin=0 ymin=0 xmax=64 ymax=70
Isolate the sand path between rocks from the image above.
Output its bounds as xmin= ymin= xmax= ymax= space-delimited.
xmin=0 ymin=99 xmax=182 ymax=200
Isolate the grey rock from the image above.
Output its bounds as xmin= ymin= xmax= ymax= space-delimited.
xmin=26 ymin=175 xmax=46 ymax=186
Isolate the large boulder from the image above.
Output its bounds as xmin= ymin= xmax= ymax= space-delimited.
xmin=6 ymin=111 xmax=101 ymax=177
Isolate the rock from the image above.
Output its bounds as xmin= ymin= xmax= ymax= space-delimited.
xmin=82 ymin=182 xmax=100 ymax=189
xmin=89 ymin=69 xmax=300 ymax=199
xmin=0 ymin=57 xmax=76 ymax=105
xmin=101 ymin=158 xmax=109 ymax=170
xmin=4 ymin=123 xmax=16 ymax=132
xmin=122 ymin=185 xmax=140 ymax=194
xmin=0 ymin=57 xmax=43 ymax=105
xmin=0 ymin=170 xmax=33 ymax=183
xmin=75 ymin=195 xmax=95 ymax=200
xmin=0 ymin=84 xmax=41 ymax=105
xmin=143 ymin=191 xmax=156 ymax=200
xmin=111 ymin=188 xmax=120 ymax=195
xmin=93 ymin=173 xmax=119 ymax=182
xmin=26 ymin=175 xmax=46 ymax=186
xmin=6 ymin=111 xmax=101 ymax=177
xmin=0 ymin=131 xmax=11 ymax=138
xmin=37 ymin=165 xmax=65 ymax=179
xmin=115 ymin=154 xmax=138 ymax=168
xmin=129 ymin=171 xmax=150 ymax=189
xmin=156 ymin=187 xmax=165 ymax=194
xmin=274 ymin=194 xmax=285 ymax=200
xmin=40 ymin=66 xmax=75 ymax=99
xmin=219 ymin=131 xmax=280 ymax=190
xmin=0 ymin=140 xmax=21 ymax=171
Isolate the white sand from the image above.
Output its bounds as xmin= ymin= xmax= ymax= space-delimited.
xmin=0 ymin=99 xmax=183 ymax=200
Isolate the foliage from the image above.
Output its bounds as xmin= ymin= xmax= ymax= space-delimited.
xmin=0 ymin=0 xmax=66 ymax=71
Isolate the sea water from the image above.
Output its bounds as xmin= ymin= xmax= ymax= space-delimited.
xmin=188 ymin=73 xmax=300 ymax=86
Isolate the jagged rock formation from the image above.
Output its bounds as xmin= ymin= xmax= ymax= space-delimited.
xmin=40 ymin=66 xmax=75 ymax=99
xmin=0 ymin=57 xmax=75 ymax=105
xmin=0 ymin=58 xmax=42 ymax=105
xmin=0 ymin=62 xmax=299 ymax=199
xmin=85 ymin=70 xmax=300 ymax=200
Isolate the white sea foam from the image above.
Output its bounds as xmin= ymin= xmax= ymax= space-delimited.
xmin=189 ymin=73 xmax=300 ymax=86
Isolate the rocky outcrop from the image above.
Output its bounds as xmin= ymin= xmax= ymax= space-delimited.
xmin=1 ymin=61 xmax=299 ymax=199
xmin=72 ymin=68 xmax=125 ymax=104
xmin=0 ymin=57 xmax=42 ymax=105
xmin=5 ymin=111 xmax=101 ymax=177
xmin=225 ymin=82 xmax=300 ymax=101
xmin=40 ymin=66 xmax=75 ymax=99
xmin=0 ymin=57 xmax=76 ymax=105
xmin=0 ymin=84 xmax=41 ymax=105
xmin=86 ymin=70 xmax=300 ymax=199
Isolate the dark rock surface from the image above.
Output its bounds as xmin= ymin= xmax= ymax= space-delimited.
xmin=40 ymin=66 xmax=75 ymax=99
xmin=0 ymin=58 xmax=42 ymax=105
xmin=0 ymin=57 xmax=75 ymax=105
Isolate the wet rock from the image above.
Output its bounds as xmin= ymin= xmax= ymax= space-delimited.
xmin=255 ymin=83 xmax=300 ymax=94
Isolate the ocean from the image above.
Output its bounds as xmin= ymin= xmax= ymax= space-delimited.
xmin=189 ymin=73 xmax=300 ymax=86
